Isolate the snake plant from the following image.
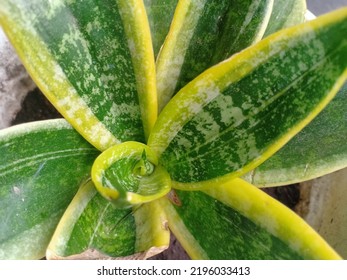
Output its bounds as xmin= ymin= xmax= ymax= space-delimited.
xmin=0 ymin=0 xmax=346 ymax=260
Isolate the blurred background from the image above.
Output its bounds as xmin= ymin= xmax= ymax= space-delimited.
xmin=307 ymin=0 xmax=347 ymax=15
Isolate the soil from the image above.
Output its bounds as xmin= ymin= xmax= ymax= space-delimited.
xmin=262 ymin=184 xmax=301 ymax=211
xmin=12 ymin=87 xmax=62 ymax=125
xmin=11 ymin=88 xmax=302 ymax=260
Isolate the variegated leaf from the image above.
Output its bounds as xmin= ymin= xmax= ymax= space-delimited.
xmin=47 ymin=181 xmax=169 ymax=259
xmin=0 ymin=0 xmax=157 ymax=150
xmin=0 ymin=119 xmax=98 ymax=259
xmin=144 ymin=0 xmax=178 ymax=57
xmin=156 ymin=0 xmax=274 ymax=111
xmin=160 ymin=178 xmax=340 ymax=259
xmin=243 ymin=82 xmax=347 ymax=187
xmin=148 ymin=8 xmax=347 ymax=189
xmin=263 ymin=0 xmax=306 ymax=37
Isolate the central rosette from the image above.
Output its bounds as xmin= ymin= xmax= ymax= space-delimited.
xmin=91 ymin=141 xmax=172 ymax=208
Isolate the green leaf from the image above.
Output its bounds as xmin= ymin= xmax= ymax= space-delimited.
xmin=160 ymin=178 xmax=341 ymax=259
xmin=148 ymin=8 xmax=347 ymax=189
xmin=47 ymin=181 xmax=169 ymax=259
xmin=263 ymin=0 xmax=306 ymax=37
xmin=0 ymin=119 xmax=99 ymax=259
xmin=0 ymin=0 xmax=157 ymax=150
xmin=91 ymin=141 xmax=171 ymax=208
xmin=156 ymin=0 xmax=274 ymax=111
xmin=144 ymin=0 xmax=178 ymax=57
xmin=243 ymin=83 xmax=347 ymax=187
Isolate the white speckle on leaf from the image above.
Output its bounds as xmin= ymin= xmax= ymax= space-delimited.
xmin=13 ymin=186 xmax=21 ymax=195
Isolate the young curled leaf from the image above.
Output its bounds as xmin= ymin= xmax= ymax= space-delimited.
xmin=92 ymin=142 xmax=171 ymax=208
